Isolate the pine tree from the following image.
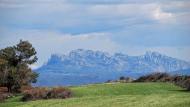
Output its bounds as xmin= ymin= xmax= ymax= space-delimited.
xmin=0 ymin=40 xmax=38 ymax=92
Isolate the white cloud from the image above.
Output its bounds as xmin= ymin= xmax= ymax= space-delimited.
xmin=0 ymin=29 xmax=119 ymax=67
xmin=0 ymin=0 xmax=190 ymax=68
xmin=154 ymin=7 xmax=170 ymax=19
xmin=86 ymin=3 xmax=177 ymax=24
xmin=162 ymin=1 xmax=190 ymax=12
xmin=152 ymin=6 xmax=174 ymax=23
xmin=1 ymin=0 xmax=189 ymax=30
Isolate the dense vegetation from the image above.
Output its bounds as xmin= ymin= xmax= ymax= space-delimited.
xmin=0 ymin=83 xmax=190 ymax=107
xmin=0 ymin=40 xmax=38 ymax=92
xmin=22 ymin=87 xmax=72 ymax=101
xmin=134 ymin=72 xmax=190 ymax=91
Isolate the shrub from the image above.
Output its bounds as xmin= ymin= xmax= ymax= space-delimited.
xmin=119 ymin=77 xmax=134 ymax=83
xmin=22 ymin=87 xmax=72 ymax=101
xmin=105 ymin=80 xmax=112 ymax=83
xmin=119 ymin=76 xmax=125 ymax=80
xmin=20 ymin=86 xmax=33 ymax=92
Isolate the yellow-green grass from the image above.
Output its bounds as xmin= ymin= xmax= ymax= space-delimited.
xmin=0 ymin=83 xmax=190 ymax=107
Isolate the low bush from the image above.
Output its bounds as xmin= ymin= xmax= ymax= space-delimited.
xmin=20 ymin=86 xmax=33 ymax=92
xmin=119 ymin=77 xmax=134 ymax=83
xmin=22 ymin=87 xmax=72 ymax=101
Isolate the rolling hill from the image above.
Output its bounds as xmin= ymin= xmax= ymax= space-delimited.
xmin=1 ymin=83 xmax=190 ymax=107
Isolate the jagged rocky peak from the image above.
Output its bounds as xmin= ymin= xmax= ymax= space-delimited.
xmin=69 ymin=49 xmax=91 ymax=57
xmin=37 ymin=49 xmax=190 ymax=86
xmin=44 ymin=49 xmax=190 ymax=72
xmin=68 ymin=49 xmax=111 ymax=58
xmin=144 ymin=51 xmax=163 ymax=58
xmin=142 ymin=51 xmax=172 ymax=62
xmin=114 ymin=53 xmax=127 ymax=57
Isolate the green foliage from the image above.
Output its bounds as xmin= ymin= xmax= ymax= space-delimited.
xmin=15 ymin=40 xmax=37 ymax=64
xmin=0 ymin=40 xmax=38 ymax=92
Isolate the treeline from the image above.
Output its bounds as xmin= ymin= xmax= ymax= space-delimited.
xmin=106 ymin=72 xmax=190 ymax=91
xmin=134 ymin=73 xmax=190 ymax=91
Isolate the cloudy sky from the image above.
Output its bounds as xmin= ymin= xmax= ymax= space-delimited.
xmin=0 ymin=0 xmax=190 ymax=68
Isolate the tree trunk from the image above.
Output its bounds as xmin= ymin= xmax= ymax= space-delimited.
xmin=7 ymin=85 xmax=12 ymax=93
xmin=7 ymin=86 xmax=10 ymax=93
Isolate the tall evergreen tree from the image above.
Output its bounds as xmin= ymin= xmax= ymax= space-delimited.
xmin=0 ymin=40 xmax=38 ymax=92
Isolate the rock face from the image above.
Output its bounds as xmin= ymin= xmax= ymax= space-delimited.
xmin=35 ymin=49 xmax=190 ymax=86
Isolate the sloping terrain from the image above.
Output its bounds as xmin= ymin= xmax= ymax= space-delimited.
xmin=1 ymin=83 xmax=190 ymax=107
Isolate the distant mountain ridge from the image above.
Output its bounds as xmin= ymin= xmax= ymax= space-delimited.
xmin=35 ymin=49 xmax=190 ymax=86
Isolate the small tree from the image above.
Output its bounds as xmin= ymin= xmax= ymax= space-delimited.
xmin=119 ymin=76 xmax=125 ymax=80
xmin=0 ymin=40 xmax=38 ymax=92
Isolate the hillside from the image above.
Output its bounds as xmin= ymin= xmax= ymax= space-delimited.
xmin=1 ymin=83 xmax=190 ymax=107
xmin=36 ymin=49 xmax=190 ymax=86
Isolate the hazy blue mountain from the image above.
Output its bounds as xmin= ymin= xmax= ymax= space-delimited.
xmin=172 ymin=68 xmax=190 ymax=75
xmin=35 ymin=49 xmax=190 ymax=86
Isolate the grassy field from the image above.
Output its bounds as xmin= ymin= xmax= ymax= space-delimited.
xmin=0 ymin=83 xmax=190 ymax=107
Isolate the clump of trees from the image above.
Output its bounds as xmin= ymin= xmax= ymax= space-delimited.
xmin=172 ymin=75 xmax=190 ymax=90
xmin=134 ymin=73 xmax=171 ymax=82
xmin=0 ymin=40 xmax=38 ymax=93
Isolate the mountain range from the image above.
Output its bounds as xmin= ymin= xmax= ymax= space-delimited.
xmin=35 ymin=49 xmax=190 ymax=86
